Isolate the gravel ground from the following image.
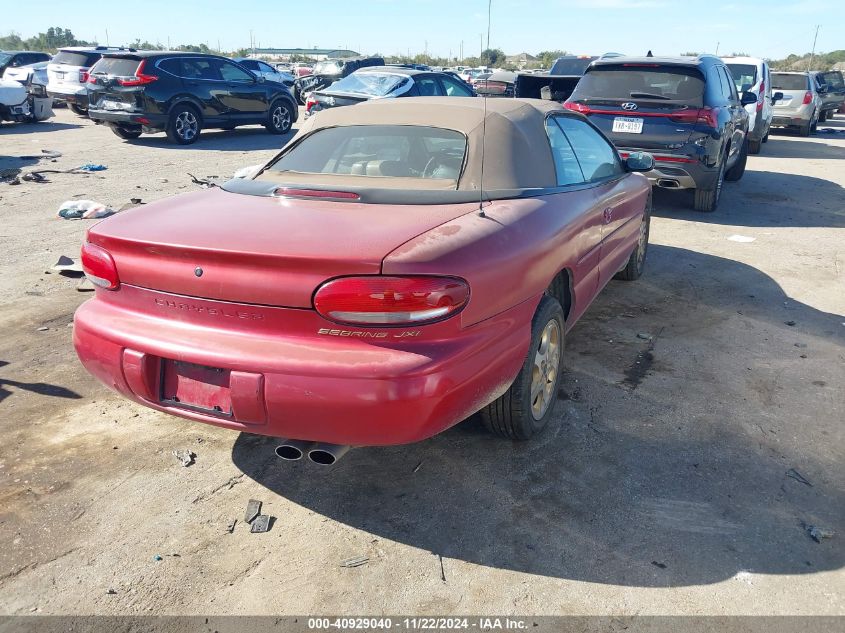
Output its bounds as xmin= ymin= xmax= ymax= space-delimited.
xmin=0 ymin=108 xmax=843 ymax=616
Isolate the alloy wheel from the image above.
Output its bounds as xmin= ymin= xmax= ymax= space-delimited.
xmin=272 ymin=105 xmax=291 ymax=131
xmin=530 ymin=319 xmax=561 ymax=420
xmin=175 ymin=111 xmax=198 ymax=141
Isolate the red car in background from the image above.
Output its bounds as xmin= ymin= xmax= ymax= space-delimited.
xmin=74 ymin=98 xmax=653 ymax=465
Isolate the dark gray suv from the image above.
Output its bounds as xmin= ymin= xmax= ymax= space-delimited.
xmin=565 ymin=54 xmax=757 ymax=212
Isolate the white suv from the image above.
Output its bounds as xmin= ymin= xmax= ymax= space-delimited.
xmin=47 ymin=46 xmax=130 ymax=115
xmin=723 ymin=56 xmax=773 ymax=154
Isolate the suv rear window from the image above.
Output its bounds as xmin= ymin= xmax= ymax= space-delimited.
xmin=270 ymin=125 xmax=467 ymax=184
xmin=772 ymin=73 xmax=809 ymax=91
xmin=53 ymin=51 xmax=101 ymax=67
xmin=821 ymin=71 xmax=844 ymax=89
xmin=550 ymin=57 xmax=597 ymax=75
xmin=726 ymin=64 xmax=757 ymax=92
xmin=571 ymin=65 xmax=705 ymax=104
xmin=90 ymin=57 xmax=142 ymax=77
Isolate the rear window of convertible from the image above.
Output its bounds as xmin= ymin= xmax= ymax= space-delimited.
xmin=269 ymin=125 xmax=467 ymax=183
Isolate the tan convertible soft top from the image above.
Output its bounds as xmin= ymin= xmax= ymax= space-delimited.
xmin=261 ymin=97 xmax=565 ymax=191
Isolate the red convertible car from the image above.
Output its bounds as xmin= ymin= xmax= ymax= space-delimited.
xmin=74 ymin=97 xmax=653 ymax=464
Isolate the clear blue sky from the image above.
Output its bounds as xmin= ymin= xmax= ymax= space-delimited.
xmin=6 ymin=0 xmax=842 ymax=59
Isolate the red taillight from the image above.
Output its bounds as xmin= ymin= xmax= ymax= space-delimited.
xmin=79 ymin=69 xmax=89 ymax=83
xmin=274 ymin=187 xmax=360 ymax=200
xmin=117 ymin=60 xmax=158 ymax=87
xmin=81 ymin=242 xmax=120 ymax=290
xmin=802 ymin=91 xmax=813 ymax=105
xmin=305 ymin=95 xmax=317 ymax=114
xmin=756 ymin=81 xmax=764 ymax=111
xmin=314 ymin=276 xmax=470 ymax=325
xmin=87 ymin=73 xmax=98 ymax=84
xmin=669 ymin=107 xmax=719 ymax=128
xmin=564 ymin=101 xmax=591 ymax=113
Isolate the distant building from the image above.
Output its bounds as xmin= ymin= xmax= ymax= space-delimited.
xmin=505 ymin=52 xmax=537 ymax=69
xmin=248 ymin=48 xmax=360 ymax=61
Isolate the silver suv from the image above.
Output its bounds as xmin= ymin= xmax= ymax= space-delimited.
xmin=47 ymin=46 xmax=132 ymax=115
xmin=770 ymin=71 xmax=822 ymax=137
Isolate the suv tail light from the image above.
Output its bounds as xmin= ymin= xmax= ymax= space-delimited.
xmin=81 ymin=242 xmax=120 ymax=290
xmin=756 ymin=81 xmax=764 ymax=111
xmin=79 ymin=69 xmax=90 ymax=83
xmin=669 ymin=106 xmax=719 ymax=128
xmin=802 ymin=91 xmax=813 ymax=105
xmin=116 ymin=60 xmax=158 ymax=87
xmin=305 ymin=95 xmax=318 ymax=114
xmin=563 ymin=101 xmax=591 ymax=113
xmin=314 ymin=276 xmax=470 ymax=325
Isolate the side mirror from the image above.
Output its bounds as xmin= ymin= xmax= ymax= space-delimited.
xmin=257 ymin=75 xmax=265 ymax=83
xmin=772 ymin=91 xmax=784 ymax=103
xmin=740 ymin=91 xmax=758 ymax=106
xmin=626 ymin=151 xmax=654 ymax=173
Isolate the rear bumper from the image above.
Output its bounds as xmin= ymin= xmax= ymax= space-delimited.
xmin=620 ymin=151 xmax=716 ymax=191
xmin=46 ymin=86 xmax=88 ymax=106
xmin=73 ymin=288 xmax=533 ymax=446
xmin=88 ymin=109 xmax=167 ymax=129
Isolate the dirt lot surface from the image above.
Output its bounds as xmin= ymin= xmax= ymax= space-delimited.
xmin=0 ymin=109 xmax=843 ymax=616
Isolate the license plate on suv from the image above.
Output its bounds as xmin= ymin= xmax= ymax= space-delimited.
xmin=161 ymin=360 xmax=232 ymax=416
xmin=612 ymin=117 xmax=644 ymax=134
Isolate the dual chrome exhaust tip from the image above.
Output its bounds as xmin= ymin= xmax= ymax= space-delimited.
xmin=274 ymin=439 xmax=351 ymax=466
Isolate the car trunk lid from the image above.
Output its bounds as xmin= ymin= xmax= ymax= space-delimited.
xmin=86 ymin=187 xmax=476 ymax=308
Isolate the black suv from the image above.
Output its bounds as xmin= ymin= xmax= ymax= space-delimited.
xmin=566 ymin=55 xmax=757 ymax=211
xmin=86 ymin=51 xmax=298 ymax=144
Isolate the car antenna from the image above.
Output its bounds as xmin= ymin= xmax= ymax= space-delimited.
xmin=478 ymin=94 xmax=488 ymax=217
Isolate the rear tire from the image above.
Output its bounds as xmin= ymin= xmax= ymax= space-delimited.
xmin=111 ymin=125 xmax=142 ymax=140
xmin=69 ymin=103 xmax=87 ymax=116
xmin=165 ymin=104 xmax=202 ymax=145
xmin=798 ymin=121 xmax=811 ymax=137
xmin=615 ymin=191 xmax=651 ymax=281
xmin=748 ymin=138 xmax=761 ymax=154
xmin=265 ymin=100 xmax=293 ymax=134
xmin=481 ymin=295 xmax=564 ymax=440
xmin=818 ymin=110 xmax=827 ymax=123
xmin=693 ymin=158 xmax=725 ymax=212
xmin=725 ymin=138 xmax=748 ymax=182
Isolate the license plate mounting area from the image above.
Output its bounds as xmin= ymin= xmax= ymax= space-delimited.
xmin=160 ymin=360 xmax=232 ymax=417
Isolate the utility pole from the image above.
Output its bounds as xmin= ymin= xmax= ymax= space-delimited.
xmin=480 ymin=33 xmax=483 ymax=59
xmin=715 ymin=41 xmax=720 ymax=55
xmin=105 ymin=29 xmax=109 ymax=46
xmin=486 ymin=0 xmax=492 ymax=52
xmin=460 ymin=40 xmax=463 ymax=64
xmin=807 ymin=24 xmax=820 ymax=71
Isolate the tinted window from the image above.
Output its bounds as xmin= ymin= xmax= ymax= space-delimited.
xmin=726 ymin=63 xmax=757 ymax=92
xmin=550 ymin=57 xmax=597 ymax=75
xmin=441 ymin=76 xmax=473 ymax=96
xmin=715 ymin=67 xmax=731 ymax=100
xmin=571 ymin=66 xmax=705 ymax=105
xmin=720 ymin=67 xmax=738 ymax=100
xmin=257 ymin=62 xmax=275 ymax=73
xmin=0 ymin=53 xmax=11 ymax=65
xmin=53 ymin=51 xmax=101 ymax=67
xmin=180 ymin=58 xmax=220 ymax=80
xmin=157 ymin=58 xmax=183 ymax=76
xmin=545 ymin=118 xmax=585 ymax=186
xmin=772 ymin=73 xmax=809 ymax=91
xmin=90 ymin=57 xmax=142 ymax=77
xmin=270 ymin=125 xmax=466 ymax=184
xmin=219 ymin=60 xmax=253 ymax=82
xmin=553 ymin=117 xmax=623 ymax=182
xmin=415 ymin=76 xmax=443 ymax=96
xmin=238 ymin=60 xmax=258 ymax=70
xmin=822 ymin=71 xmax=844 ymax=89
xmin=328 ymin=72 xmax=408 ymax=96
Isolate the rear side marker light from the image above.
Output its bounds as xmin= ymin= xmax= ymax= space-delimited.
xmin=274 ymin=188 xmax=360 ymax=200
xmin=81 ymin=242 xmax=120 ymax=290
xmin=314 ymin=276 xmax=470 ymax=326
